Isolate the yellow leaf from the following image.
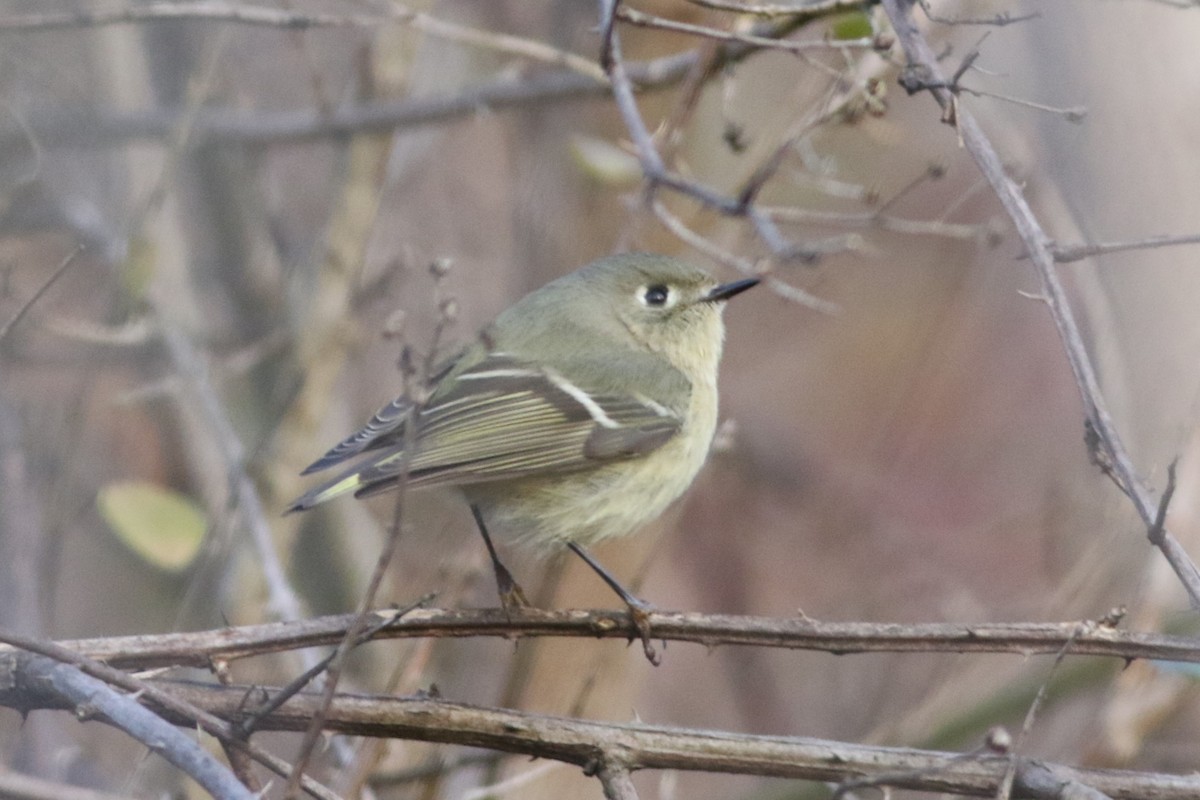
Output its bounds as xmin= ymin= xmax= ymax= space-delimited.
xmin=569 ymin=135 xmax=643 ymax=187
xmin=120 ymin=236 xmax=157 ymax=303
xmin=97 ymin=481 xmax=207 ymax=572
xmin=831 ymin=12 xmax=872 ymax=41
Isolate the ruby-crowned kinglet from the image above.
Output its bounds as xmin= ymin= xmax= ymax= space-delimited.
xmin=288 ymin=253 xmax=757 ymax=659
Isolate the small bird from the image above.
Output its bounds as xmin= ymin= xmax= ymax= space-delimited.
xmin=288 ymin=253 xmax=757 ymax=660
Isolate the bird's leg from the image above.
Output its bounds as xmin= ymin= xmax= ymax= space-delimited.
xmin=567 ymin=542 xmax=660 ymax=665
xmin=470 ymin=505 xmax=530 ymax=609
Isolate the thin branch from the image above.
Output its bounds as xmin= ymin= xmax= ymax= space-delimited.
xmin=917 ymin=0 xmax=1041 ymax=27
xmin=0 ymin=1 xmax=372 ymax=31
xmin=0 ymin=2 xmax=607 ymax=83
xmin=650 ymin=200 xmax=839 ymax=312
xmin=834 ymin=739 xmax=1116 ymax=800
xmin=37 ymin=678 xmax=1200 ymax=800
xmin=895 ymin=34 xmax=1086 ymax=123
xmin=997 ymin=624 xmax=1088 ymax=800
xmin=764 ymin=204 xmax=984 ymax=240
xmin=881 ymin=0 xmax=1200 ymax=608
xmin=12 ymin=607 xmax=1200 ymax=670
xmin=233 ymin=597 xmax=429 ymax=738
xmin=1051 ymin=232 xmax=1200 ymax=263
xmin=616 ymin=6 xmax=871 ymax=53
xmin=155 ymin=318 xmax=306 ymax=623
xmin=832 ymin=741 xmax=996 ymax=800
xmin=734 ymin=98 xmax=839 ymax=209
xmin=284 ymin=266 xmax=452 ymax=797
xmin=1148 ymin=459 xmax=1178 ymax=548
xmin=0 ymin=246 xmax=84 ymax=343
xmin=954 ymin=86 xmax=1087 ymax=122
xmin=0 ymin=630 xmax=342 ymax=800
xmin=12 ymin=654 xmax=254 ymax=800
xmin=601 ymin=3 xmax=831 ymax=268
xmin=16 ymin=11 xmax=839 ymax=153
xmin=1015 ymin=761 xmax=1116 ymax=800
xmin=16 ymin=67 xmax=609 ymax=149
xmin=683 ymin=0 xmax=863 ymax=19
xmin=595 ymin=759 xmax=640 ymax=800
xmin=599 ymin=0 xmax=618 ymax=70
xmin=281 ymin=504 xmax=417 ymax=797
xmin=650 ymin=199 xmax=763 ymax=274
xmin=406 ymin=10 xmax=605 ymax=80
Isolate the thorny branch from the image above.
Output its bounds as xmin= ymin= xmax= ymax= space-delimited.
xmin=14 ymin=654 xmax=253 ymax=800
xmin=5 ymin=676 xmax=1196 ymax=800
xmin=880 ymin=0 xmax=1200 ymax=607
xmin=1051 ymin=232 xmax=1200 ymax=263
xmin=2 ymin=606 xmax=1192 ymax=799
xmin=0 ymin=629 xmax=340 ymax=800
xmin=3 ymin=607 xmax=1197 ymax=670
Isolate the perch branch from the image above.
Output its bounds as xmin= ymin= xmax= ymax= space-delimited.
xmin=3 ymin=608 xmax=1196 ymax=670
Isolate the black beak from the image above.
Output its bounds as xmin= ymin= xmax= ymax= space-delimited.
xmin=703 ymin=277 xmax=760 ymax=303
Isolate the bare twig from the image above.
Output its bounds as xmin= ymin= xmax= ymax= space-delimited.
xmin=955 ymin=87 xmax=1087 ymax=122
xmin=881 ymin=0 xmax=1200 ymax=608
xmin=0 ymin=2 xmax=607 ymax=82
xmin=650 ymin=200 xmax=839 ymax=312
xmin=832 ymin=740 xmax=994 ymax=800
xmin=1015 ymin=761 xmax=1116 ymax=800
xmin=734 ymin=101 xmax=840 ymax=209
xmin=16 ymin=15 xmax=830 ymax=152
xmin=234 ymin=597 xmax=429 ymax=737
xmin=683 ymin=0 xmax=862 ymax=19
xmin=10 ymin=654 xmax=254 ymax=800
xmin=917 ymin=0 xmax=1040 ymax=28
xmin=10 ymin=1 xmax=878 ymax=201
xmin=598 ymin=0 xmax=618 ymax=69
xmin=594 ymin=758 xmax=640 ymax=800
xmin=895 ymin=33 xmax=1086 ymax=123
xmin=0 ymin=246 xmax=84 ymax=343
xmin=0 ymin=1 xmax=372 ymax=30
xmin=0 ymin=630 xmax=340 ymax=800
xmin=616 ymin=6 xmax=871 ymax=53
xmin=27 ymin=678 xmax=1200 ymax=800
xmin=283 ymin=267 xmax=452 ymax=797
xmin=281 ymin=513 xmax=418 ymax=797
xmin=1149 ymin=459 xmax=1179 ymax=547
xmin=1051 ymin=232 xmax=1200 ymax=263
xmin=764 ymin=204 xmax=984 ymax=240
xmin=601 ymin=3 xmax=830 ymax=270
xmin=11 ymin=608 xmax=1200 ymax=669
xmin=996 ymin=623 xmax=1089 ymax=800
xmin=156 ymin=319 xmax=306 ymax=623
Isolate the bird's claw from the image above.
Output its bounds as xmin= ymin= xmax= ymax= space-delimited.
xmin=627 ymin=600 xmax=661 ymax=666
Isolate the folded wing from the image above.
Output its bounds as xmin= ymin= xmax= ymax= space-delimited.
xmin=286 ymin=353 xmax=684 ymax=512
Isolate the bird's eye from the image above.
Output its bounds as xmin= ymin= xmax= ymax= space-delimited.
xmin=643 ymin=284 xmax=671 ymax=307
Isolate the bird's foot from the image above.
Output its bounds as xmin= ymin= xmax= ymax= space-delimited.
xmin=625 ymin=597 xmax=661 ymax=666
xmin=493 ymin=561 xmax=531 ymax=611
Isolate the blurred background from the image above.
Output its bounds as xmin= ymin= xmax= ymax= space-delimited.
xmin=2 ymin=1 xmax=1200 ymax=798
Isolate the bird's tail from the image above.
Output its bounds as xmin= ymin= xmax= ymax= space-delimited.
xmin=284 ymin=470 xmax=367 ymax=514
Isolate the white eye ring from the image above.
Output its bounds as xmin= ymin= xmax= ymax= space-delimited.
xmin=640 ymin=284 xmax=673 ymax=308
